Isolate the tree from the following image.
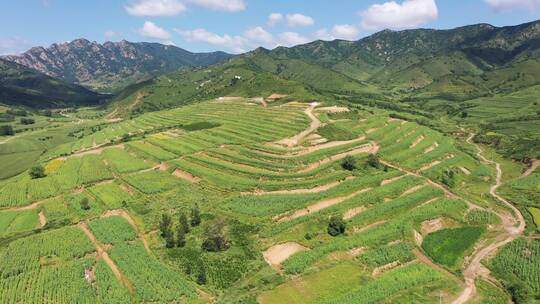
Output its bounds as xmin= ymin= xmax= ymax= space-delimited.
xmin=202 ymin=217 xmax=229 ymax=252
xmin=29 ymin=166 xmax=46 ymax=179
xmin=341 ymin=155 xmax=356 ymax=171
xmin=164 ymin=229 xmax=175 ymax=248
xmin=80 ymin=198 xmax=91 ymax=210
xmin=179 ymin=211 xmax=190 ymax=233
xmin=0 ymin=125 xmax=15 ymax=136
xmin=176 ymin=225 xmax=186 ymax=247
xmin=196 ymin=271 xmax=207 ymax=285
xmin=190 ymin=204 xmax=201 ymax=227
xmin=508 ymin=281 xmax=531 ymax=304
xmin=159 ymin=214 xmax=172 ymax=238
xmin=327 ymin=216 xmax=346 ymax=236
xmin=461 ymin=111 xmax=468 ymax=118
xmin=20 ymin=118 xmax=35 ymax=125
xmin=441 ymin=169 xmax=456 ymax=188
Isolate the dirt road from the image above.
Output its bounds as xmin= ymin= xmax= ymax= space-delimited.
xmin=276 ymin=102 xmax=320 ymax=147
xmin=79 ymin=222 xmax=135 ymax=294
xmin=522 ymin=159 xmax=540 ymax=177
xmin=450 ymin=134 xmax=525 ymax=304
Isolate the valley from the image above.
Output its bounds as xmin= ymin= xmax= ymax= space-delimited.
xmin=0 ymin=16 xmax=539 ymax=304
xmin=0 ymin=95 xmax=537 ymax=303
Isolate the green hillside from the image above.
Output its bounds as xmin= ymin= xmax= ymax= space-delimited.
xmin=0 ymin=59 xmax=104 ymax=108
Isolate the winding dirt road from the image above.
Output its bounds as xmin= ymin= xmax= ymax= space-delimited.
xmin=276 ymin=102 xmax=320 ymax=147
xmin=451 ymin=134 xmax=525 ymax=304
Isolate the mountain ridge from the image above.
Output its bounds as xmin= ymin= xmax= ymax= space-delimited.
xmin=2 ymin=39 xmax=233 ymax=92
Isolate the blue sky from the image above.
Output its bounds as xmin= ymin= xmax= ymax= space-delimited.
xmin=0 ymin=0 xmax=539 ymax=54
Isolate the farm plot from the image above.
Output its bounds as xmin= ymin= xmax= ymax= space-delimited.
xmin=123 ymin=170 xmax=189 ymax=194
xmin=86 ymin=215 xmax=196 ymax=302
xmin=102 ymin=148 xmax=152 ymax=173
xmin=88 ymin=182 xmax=137 ymax=209
xmin=0 ymin=209 xmax=40 ymax=236
xmin=0 ymin=226 xmax=130 ymax=303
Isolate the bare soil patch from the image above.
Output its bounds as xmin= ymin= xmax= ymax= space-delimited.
xmin=372 ymin=261 xmax=401 ymax=276
xmin=316 ymin=106 xmax=349 ymax=113
xmin=299 ymin=142 xmax=379 ymax=173
xmin=277 ymin=187 xmax=371 ymax=222
xmin=172 ymin=169 xmax=200 ymax=182
xmin=38 ymin=211 xmax=47 ymax=227
xmin=419 ymin=154 xmax=454 ymax=172
xmin=245 ymin=176 xmax=354 ymax=196
xmin=460 ymin=167 xmax=471 ymax=175
xmin=410 ymin=135 xmax=425 ymax=148
xmin=266 ymin=93 xmax=289 ymax=102
xmin=420 ymin=218 xmax=445 ymax=235
xmin=263 ymin=242 xmax=309 ymax=270
xmin=424 ymin=142 xmax=439 ymax=154
xmin=523 ymin=159 xmax=540 ymax=177
xmin=343 ymin=206 xmax=368 ymax=220
xmin=380 ymin=174 xmax=406 ymax=186
xmin=401 ymin=184 xmax=426 ymax=196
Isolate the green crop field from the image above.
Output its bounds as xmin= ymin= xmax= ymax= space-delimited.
xmin=0 ymin=97 xmax=536 ymax=304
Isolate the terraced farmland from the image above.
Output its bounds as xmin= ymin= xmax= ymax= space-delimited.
xmin=0 ymin=98 xmax=530 ymax=303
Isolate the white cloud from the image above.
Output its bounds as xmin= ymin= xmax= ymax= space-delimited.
xmin=268 ymin=13 xmax=284 ymax=26
xmin=244 ymin=27 xmax=275 ymax=45
xmin=0 ymin=37 xmax=33 ymax=55
xmin=138 ymin=21 xmax=171 ymax=39
xmin=278 ymin=32 xmax=310 ymax=46
xmin=331 ymin=24 xmax=360 ymax=40
xmin=286 ymin=13 xmax=315 ymax=27
xmin=188 ymin=0 xmax=246 ymax=11
xmin=359 ymin=0 xmax=438 ymax=30
xmin=176 ymin=28 xmax=247 ymax=52
xmin=125 ymin=0 xmax=185 ymax=16
xmin=315 ymin=24 xmax=360 ymax=41
xmin=483 ymin=0 xmax=540 ymax=10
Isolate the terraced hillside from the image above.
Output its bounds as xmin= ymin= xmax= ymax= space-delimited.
xmin=0 ymin=98 xmax=530 ymax=303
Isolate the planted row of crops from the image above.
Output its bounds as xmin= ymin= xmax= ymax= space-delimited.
xmin=0 ymin=209 xmax=39 ymax=236
xmin=224 ymin=170 xmax=402 ymax=217
xmin=87 ymin=215 xmax=197 ymax=301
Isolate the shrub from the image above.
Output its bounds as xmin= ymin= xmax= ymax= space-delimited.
xmin=20 ymin=118 xmax=35 ymax=125
xmin=0 ymin=125 xmax=15 ymax=136
xmin=367 ymin=154 xmax=383 ymax=169
xmin=29 ymin=166 xmax=46 ymax=179
xmin=341 ymin=155 xmax=357 ymax=171
xmin=328 ymin=216 xmax=346 ymax=236
xmin=80 ymin=198 xmax=91 ymax=210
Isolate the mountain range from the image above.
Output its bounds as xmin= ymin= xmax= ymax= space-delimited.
xmin=2 ymin=39 xmax=232 ymax=92
xmin=106 ymin=20 xmax=540 ymax=114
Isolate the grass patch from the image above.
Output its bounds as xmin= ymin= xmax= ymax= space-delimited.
xmin=317 ymin=123 xmax=356 ymax=141
xmin=422 ymin=226 xmax=484 ymax=271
